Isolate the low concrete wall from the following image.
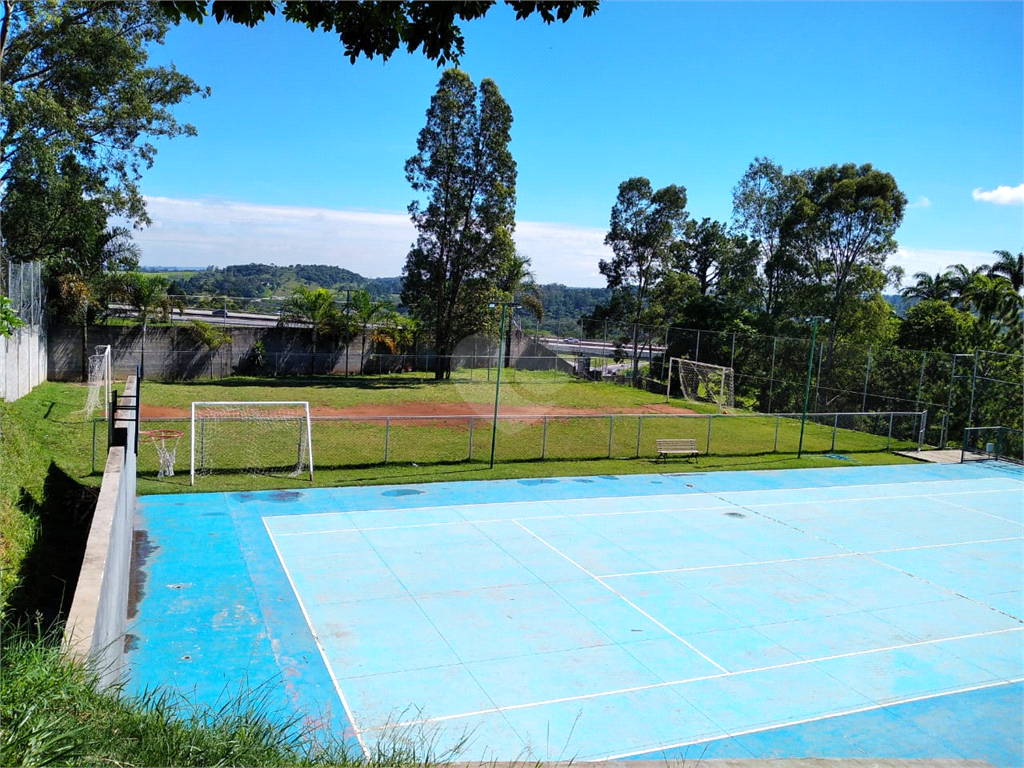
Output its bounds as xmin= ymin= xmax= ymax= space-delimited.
xmin=63 ymin=376 xmax=138 ymax=689
xmin=48 ymin=324 xmax=367 ymax=381
xmin=1 ymin=319 xmax=47 ymax=401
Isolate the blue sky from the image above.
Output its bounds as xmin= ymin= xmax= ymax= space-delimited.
xmin=137 ymin=1 xmax=1023 ymax=287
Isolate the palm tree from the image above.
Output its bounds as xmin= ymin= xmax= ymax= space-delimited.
xmin=945 ymin=263 xmax=988 ymax=310
xmin=280 ymin=287 xmax=340 ymax=373
xmin=960 ymin=273 xmax=1023 ymax=345
xmin=113 ymin=271 xmax=170 ymax=379
xmin=901 ymin=271 xmax=953 ymax=303
xmin=348 ymin=289 xmax=396 ymax=373
xmin=988 ymin=249 xmax=1023 ymax=293
xmin=496 ymin=251 xmax=545 ymax=367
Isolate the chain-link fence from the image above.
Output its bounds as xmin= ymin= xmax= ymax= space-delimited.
xmin=961 ymin=426 xmax=1024 ymax=465
xmin=1 ymin=259 xmax=47 ymax=401
xmin=107 ymin=410 xmax=927 ymax=478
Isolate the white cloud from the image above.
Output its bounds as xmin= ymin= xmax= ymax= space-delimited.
xmin=971 ymin=184 xmax=1024 ymax=205
xmin=907 ymin=196 xmax=931 ymax=209
xmin=132 ymin=196 xmax=612 ymax=287
xmin=891 ymin=247 xmax=995 ymax=286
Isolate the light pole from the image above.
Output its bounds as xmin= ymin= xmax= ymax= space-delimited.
xmin=797 ymin=316 xmax=828 ymax=458
xmin=489 ymin=302 xmax=518 ymax=469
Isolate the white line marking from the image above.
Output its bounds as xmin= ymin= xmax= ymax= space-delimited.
xmin=928 ymin=494 xmax=1023 ymax=525
xmin=263 ymin=520 xmax=370 ymax=759
xmin=601 ymin=677 xmax=1024 ymax=761
xmin=598 ymin=536 xmax=1024 ymax=579
xmin=510 ymin=519 xmax=730 ymax=674
xmin=262 ymin=475 xmax=1021 ymax=526
xmin=359 ymin=626 xmax=1023 ymax=732
xmin=269 ymin=501 xmax=736 ymax=537
xmin=266 ymin=486 xmax=1020 ymax=537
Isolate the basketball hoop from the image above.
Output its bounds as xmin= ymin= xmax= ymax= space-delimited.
xmin=142 ymin=429 xmax=184 ymax=478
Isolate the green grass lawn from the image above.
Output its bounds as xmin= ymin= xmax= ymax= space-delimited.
xmin=139 ymin=370 xmax=715 ymax=412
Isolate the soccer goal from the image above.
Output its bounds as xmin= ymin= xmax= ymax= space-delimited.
xmin=83 ymin=345 xmax=112 ymax=418
xmin=667 ymin=358 xmax=735 ymax=412
xmin=190 ymin=401 xmax=314 ymax=485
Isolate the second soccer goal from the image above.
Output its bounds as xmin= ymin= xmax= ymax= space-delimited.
xmin=667 ymin=358 xmax=735 ymax=412
xmin=190 ymin=401 xmax=314 ymax=485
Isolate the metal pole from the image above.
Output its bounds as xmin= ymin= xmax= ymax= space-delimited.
xmin=814 ymin=339 xmax=825 ymax=410
xmin=887 ymin=412 xmax=894 ymax=450
xmin=384 ymin=417 xmax=390 ymax=464
xmin=542 ymin=416 xmax=548 ymax=460
xmin=915 ymin=353 xmax=928 ymax=412
xmin=774 ymin=414 xmax=780 ymax=453
xmin=608 ymin=416 xmax=614 ymax=458
xmin=768 ymin=337 xmax=777 ymax=412
xmin=345 ymin=288 xmax=351 ymax=377
xmin=967 ymin=350 xmax=980 ymax=429
xmin=797 ymin=318 xmax=822 ymax=458
xmin=861 ymin=346 xmax=872 ymax=412
xmin=942 ymin=354 xmax=959 ymax=447
xmin=730 ymin=332 xmax=736 ymax=371
xmin=831 ymin=413 xmax=839 ymax=452
xmin=706 ymin=414 xmax=713 ymax=455
xmin=469 ymin=416 xmax=474 ymax=460
xmin=695 ymin=330 xmax=701 ymax=362
xmin=490 ymin=304 xmax=508 ymax=469
xmin=636 ymin=415 xmax=643 ymax=458
xmin=92 ymin=419 xmax=97 ymax=473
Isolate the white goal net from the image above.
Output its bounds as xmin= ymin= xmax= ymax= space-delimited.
xmin=190 ymin=401 xmax=314 ymax=485
xmin=83 ymin=345 xmax=112 ymax=418
xmin=668 ymin=358 xmax=735 ymax=412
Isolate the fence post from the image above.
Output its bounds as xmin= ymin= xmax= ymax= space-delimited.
xmin=695 ymin=330 xmax=702 ymax=362
xmin=92 ymin=418 xmax=97 ymax=474
xmin=887 ymin=412 xmax=894 ymax=451
xmin=768 ymin=337 xmax=777 ymax=412
xmin=542 ymin=416 xmax=548 ymax=460
xmin=918 ymin=411 xmax=927 ymax=452
xmin=831 ymin=413 xmax=839 ymax=452
xmin=730 ymin=332 xmax=736 ymax=370
xmin=636 ymin=415 xmax=643 ymax=458
xmin=774 ymin=414 xmax=780 ymax=452
xmin=967 ymin=350 xmax=980 ymax=428
xmin=384 ymin=417 xmax=390 ymax=464
xmin=706 ymin=414 xmax=713 ymax=455
xmin=915 ymin=353 xmax=928 ymax=412
xmin=608 ymin=416 xmax=614 ymax=458
xmin=862 ymin=346 xmax=872 ymax=412
xmin=469 ymin=416 xmax=474 ymax=460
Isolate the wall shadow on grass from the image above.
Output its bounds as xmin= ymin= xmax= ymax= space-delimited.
xmin=154 ymin=374 xmax=462 ymax=392
xmin=6 ymin=463 xmax=98 ymax=631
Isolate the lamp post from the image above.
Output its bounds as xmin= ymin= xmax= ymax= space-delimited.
xmin=797 ymin=316 xmax=828 ymax=458
xmin=489 ymin=302 xmax=518 ymax=469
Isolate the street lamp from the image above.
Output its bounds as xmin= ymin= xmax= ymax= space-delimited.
xmin=489 ymin=302 xmax=519 ymax=469
xmin=797 ymin=316 xmax=828 ymax=459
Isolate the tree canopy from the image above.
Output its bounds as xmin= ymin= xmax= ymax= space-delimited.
xmin=401 ymin=69 xmax=517 ymax=379
xmin=157 ymin=1 xmax=598 ymax=65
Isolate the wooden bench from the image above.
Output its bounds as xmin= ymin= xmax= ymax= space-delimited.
xmin=656 ymin=438 xmax=700 ymax=463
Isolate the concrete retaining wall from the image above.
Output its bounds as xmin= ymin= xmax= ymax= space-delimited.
xmin=1 ymin=320 xmax=47 ymax=401
xmin=63 ymin=376 xmax=138 ymax=689
xmin=48 ymin=324 xmax=367 ymax=381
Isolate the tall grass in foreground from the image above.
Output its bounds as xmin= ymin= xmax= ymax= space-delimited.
xmin=1 ymin=625 xmax=371 ymax=767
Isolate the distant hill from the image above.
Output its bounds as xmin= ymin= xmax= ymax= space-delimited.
xmin=884 ymin=293 xmax=916 ymax=317
xmin=149 ymin=263 xmax=610 ymax=319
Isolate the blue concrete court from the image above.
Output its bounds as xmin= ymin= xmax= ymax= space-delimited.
xmin=126 ymin=463 xmax=1023 ymax=763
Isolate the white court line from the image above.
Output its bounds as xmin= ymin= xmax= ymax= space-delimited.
xmin=510 ymin=519 xmax=731 ymax=674
xmin=598 ymin=536 xmax=1024 ymax=580
xmin=263 ymin=475 xmax=1021 ymax=528
xmin=601 ymin=676 xmax=1024 ymax=761
xmin=263 ymin=521 xmax=371 ymax=759
xmin=359 ymin=626 xmax=1023 ymax=732
xmin=928 ymin=494 xmax=1023 ymax=525
xmin=267 ymin=488 xmax=1019 ymax=538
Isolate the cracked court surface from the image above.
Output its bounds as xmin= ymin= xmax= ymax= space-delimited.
xmin=127 ymin=463 xmax=1023 ymax=764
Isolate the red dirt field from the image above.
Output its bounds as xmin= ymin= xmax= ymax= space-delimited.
xmin=141 ymin=401 xmax=697 ymax=420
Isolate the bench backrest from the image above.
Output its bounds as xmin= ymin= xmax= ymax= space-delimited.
xmin=656 ymin=438 xmax=698 ymax=450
